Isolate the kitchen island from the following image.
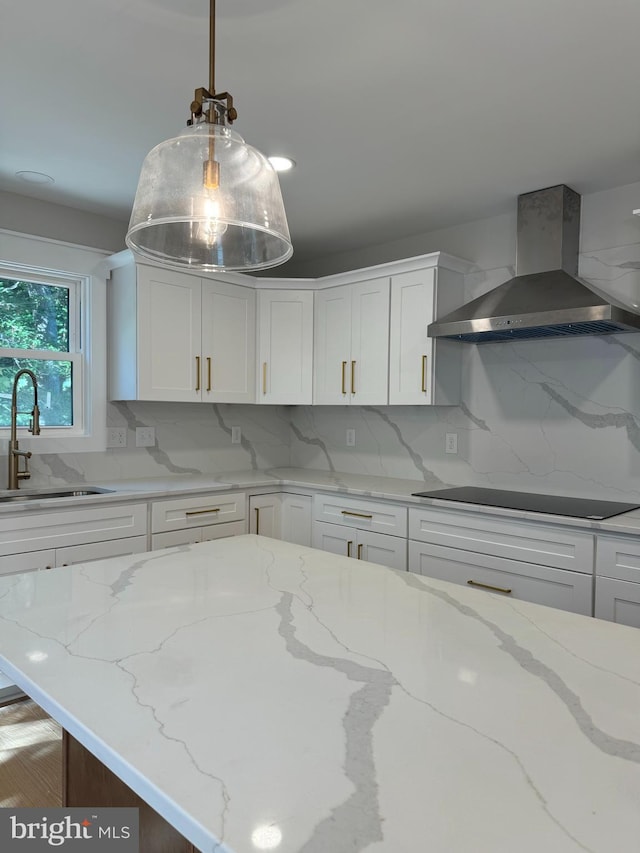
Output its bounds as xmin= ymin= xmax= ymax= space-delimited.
xmin=0 ymin=534 xmax=638 ymax=852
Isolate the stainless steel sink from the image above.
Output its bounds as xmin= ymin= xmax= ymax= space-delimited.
xmin=0 ymin=486 xmax=114 ymax=503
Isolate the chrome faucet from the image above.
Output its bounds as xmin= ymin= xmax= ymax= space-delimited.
xmin=8 ymin=369 xmax=41 ymax=490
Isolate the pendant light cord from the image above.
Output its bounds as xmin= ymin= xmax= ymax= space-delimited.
xmin=209 ymin=0 xmax=216 ymax=95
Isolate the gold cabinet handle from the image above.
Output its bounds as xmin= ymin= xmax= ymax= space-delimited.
xmin=347 ymin=540 xmax=353 ymax=557
xmin=195 ymin=356 xmax=201 ymax=392
xmin=467 ymin=580 xmax=512 ymax=595
xmin=185 ymin=507 xmax=221 ymax=517
xmin=262 ymin=362 xmax=267 ymax=395
xmin=341 ymin=510 xmax=373 ymax=519
xmin=351 ymin=360 xmax=356 ymax=395
xmin=341 ymin=361 xmax=347 ymax=395
xmin=357 ymin=543 xmax=363 ymax=560
xmin=207 ymin=357 xmax=212 ymax=392
xmin=255 ymin=506 xmax=260 ymax=535
xmin=421 ymin=355 xmax=428 ymax=392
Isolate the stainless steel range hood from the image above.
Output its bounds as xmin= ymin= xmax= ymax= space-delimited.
xmin=428 ymin=184 xmax=640 ymax=343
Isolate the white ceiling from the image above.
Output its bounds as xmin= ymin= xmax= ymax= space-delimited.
xmin=2 ymin=0 xmax=640 ymax=266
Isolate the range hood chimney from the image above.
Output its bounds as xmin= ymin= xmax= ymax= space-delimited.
xmin=428 ymin=184 xmax=640 ymax=343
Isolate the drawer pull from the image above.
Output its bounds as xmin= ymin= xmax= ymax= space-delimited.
xmin=255 ymin=506 xmax=260 ymax=535
xmin=341 ymin=510 xmax=373 ymax=519
xmin=195 ymin=356 xmax=201 ymax=392
xmin=341 ymin=361 xmax=347 ymax=395
xmin=262 ymin=362 xmax=267 ymax=395
xmin=207 ymin=357 xmax=212 ymax=392
xmin=347 ymin=540 xmax=353 ymax=557
xmin=421 ymin=355 xmax=428 ymax=393
xmin=467 ymin=580 xmax=512 ymax=595
xmin=185 ymin=507 xmax=221 ymax=517
xmin=351 ymin=360 xmax=356 ymax=395
xmin=357 ymin=543 xmax=363 ymax=559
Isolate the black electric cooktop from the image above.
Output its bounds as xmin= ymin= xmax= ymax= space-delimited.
xmin=411 ymin=486 xmax=640 ymax=520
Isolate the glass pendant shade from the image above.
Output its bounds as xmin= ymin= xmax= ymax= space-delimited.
xmin=126 ymin=120 xmax=293 ymax=271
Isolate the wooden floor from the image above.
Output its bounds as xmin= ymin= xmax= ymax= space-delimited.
xmin=0 ymin=699 xmax=62 ymax=807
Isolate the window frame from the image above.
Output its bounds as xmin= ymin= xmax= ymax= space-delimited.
xmin=0 ymin=270 xmax=83 ymax=435
xmin=0 ymin=229 xmax=107 ymax=453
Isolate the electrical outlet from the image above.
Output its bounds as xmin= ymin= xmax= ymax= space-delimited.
xmin=445 ymin=432 xmax=458 ymax=454
xmin=106 ymin=427 xmax=127 ymax=449
xmin=135 ymin=426 xmax=155 ymax=447
xmin=231 ymin=426 xmax=242 ymax=444
xmin=346 ymin=428 xmax=356 ymax=447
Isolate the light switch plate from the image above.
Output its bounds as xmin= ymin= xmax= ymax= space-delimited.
xmin=135 ymin=426 xmax=155 ymax=447
xmin=106 ymin=427 xmax=127 ymax=448
xmin=231 ymin=426 xmax=241 ymax=444
xmin=346 ymin=428 xmax=356 ymax=447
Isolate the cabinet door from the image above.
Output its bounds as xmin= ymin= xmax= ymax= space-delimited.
xmin=281 ymin=494 xmax=312 ymax=546
xmin=249 ymin=494 xmax=281 ymax=538
xmin=594 ymin=577 xmax=640 ymax=627
xmin=257 ymin=290 xmax=313 ymax=404
xmin=313 ymin=285 xmax=352 ymax=405
xmin=389 ymin=269 xmax=435 ymax=404
xmin=357 ymin=530 xmax=407 ymax=571
xmin=202 ymin=280 xmax=256 ymax=403
xmin=0 ymin=550 xmax=56 ymax=577
xmin=312 ymin=521 xmax=355 ymax=558
xmin=55 ymin=535 xmax=149 ymax=566
xmin=137 ymin=266 xmax=202 ymax=402
xmin=349 ymin=278 xmax=390 ymax=405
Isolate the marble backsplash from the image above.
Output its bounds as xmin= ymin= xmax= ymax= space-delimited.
xmin=17 ymin=402 xmax=293 ymax=488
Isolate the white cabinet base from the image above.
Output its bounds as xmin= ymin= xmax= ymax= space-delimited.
xmin=595 ymin=576 xmax=640 ymax=628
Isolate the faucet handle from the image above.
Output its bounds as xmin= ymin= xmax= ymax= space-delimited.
xmin=30 ymin=405 xmax=41 ymax=435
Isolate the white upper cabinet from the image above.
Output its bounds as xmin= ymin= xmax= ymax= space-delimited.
xmin=108 ymin=261 xmax=255 ymax=403
xmin=257 ymin=290 xmax=313 ymax=404
xmin=389 ymin=263 xmax=464 ymax=405
xmin=202 ymin=279 xmax=255 ymax=404
xmin=314 ymin=278 xmax=390 ymax=405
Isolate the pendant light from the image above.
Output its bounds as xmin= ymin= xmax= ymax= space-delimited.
xmin=125 ymin=0 xmax=293 ymax=272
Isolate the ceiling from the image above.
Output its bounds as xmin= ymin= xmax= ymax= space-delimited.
xmin=2 ymin=0 xmax=640 ymax=268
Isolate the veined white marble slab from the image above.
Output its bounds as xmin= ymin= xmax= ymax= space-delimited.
xmin=0 ymin=535 xmax=638 ymax=852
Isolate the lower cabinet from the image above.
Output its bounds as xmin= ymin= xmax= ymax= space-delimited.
xmin=408 ymin=541 xmax=592 ymax=615
xmin=249 ymin=493 xmax=313 ymax=546
xmin=313 ymin=521 xmax=407 ymax=571
xmin=408 ymin=506 xmax=594 ymax=616
xmin=151 ymin=492 xmax=247 ymax=550
xmin=0 ymin=503 xmax=148 ymax=577
xmin=594 ymin=533 xmax=640 ymax=628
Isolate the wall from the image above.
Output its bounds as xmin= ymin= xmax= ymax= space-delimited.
xmin=3 ymin=181 xmax=640 ymax=500
xmin=288 ymin=182 xmax=640 ymax=501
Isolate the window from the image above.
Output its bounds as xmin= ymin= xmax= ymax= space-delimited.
xmin=0 ymin=273 xmax=82 ymax=432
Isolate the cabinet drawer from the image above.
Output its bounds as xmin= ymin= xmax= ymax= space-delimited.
xmin=152 ymin=520 xmax=246 ymax=550
xmin=0 ymin=504 xmax=147 ymax=557
xmin=409 ymin=507 xmax=593 ymax=572
xmin=151 ymin=492 xmax=245 ymax=533
xmin=596 ymin=534 xmax=640 ymax=583
xmin=313 ymin=494 xmax=407 ymax=536
xmin=408 ymin=541 xmax=593 ymax=616
xmin=594 ymin=576 xmax=640 ymax=627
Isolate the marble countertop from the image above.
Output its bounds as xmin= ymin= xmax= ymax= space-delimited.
xmin=0 ymin=534 xmax=638 ymax=852
xmin=2 ymin=467 xmax=640 ymax=535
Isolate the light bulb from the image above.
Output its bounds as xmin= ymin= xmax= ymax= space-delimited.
xmin=199 ymin=194 xmax=228 ymax=247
